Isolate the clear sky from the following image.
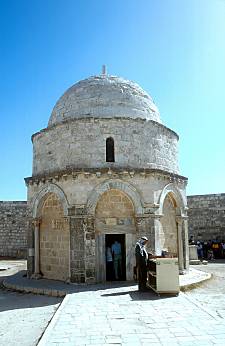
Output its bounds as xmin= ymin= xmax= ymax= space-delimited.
xmin=0 ymin=0 xmax=225 ymax=200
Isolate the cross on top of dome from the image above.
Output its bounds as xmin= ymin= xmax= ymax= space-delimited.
xmin=102 ymin=65 xmax=107 ymax=75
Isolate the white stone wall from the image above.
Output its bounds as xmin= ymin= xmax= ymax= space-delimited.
xmin=32 ymin=118 xmax=179 ymax=176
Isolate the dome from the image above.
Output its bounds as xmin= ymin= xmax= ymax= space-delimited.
xmin=48 ymin=74 xmax=161 ymax=127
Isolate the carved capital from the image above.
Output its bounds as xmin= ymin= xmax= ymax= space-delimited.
xmin=176 ymin=216 xmax=188 ymax=224
xmin=136 ymin=217 xmax=145 ymax=226
xmin=33 ymin=218 xmax=41 ymax=227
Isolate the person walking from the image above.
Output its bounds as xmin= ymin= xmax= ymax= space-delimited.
xmin=135 ymin=236 xmax=149 ymax=291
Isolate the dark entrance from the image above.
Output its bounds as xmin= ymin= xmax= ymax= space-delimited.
xmin=105 ymin=234 xmax=126 ymax=281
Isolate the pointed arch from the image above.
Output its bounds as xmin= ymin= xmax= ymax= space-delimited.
xmin=86 ymin=179 xmax=144 ymax=215
xmin=31 ymin=183 xmax=69 ymax=218
xmin=157 ymin=183 xmax=187 ymax=216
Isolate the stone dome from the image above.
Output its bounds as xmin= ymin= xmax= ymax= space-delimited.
xmin=48 ymin=74 xmax=161 ymax=127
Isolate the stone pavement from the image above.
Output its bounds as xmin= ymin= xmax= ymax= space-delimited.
xmin=0 ymin=288 xmax=61 ymax=346
xmin=0 ymin=259 xmax=26 ymax=279
xmin=0 ymin=260 xmax=62 ymax=346
xmin=3 ymin=264 xmax=220 ymax=346
xmin=38 ymin=284 xmax=225 ymax=346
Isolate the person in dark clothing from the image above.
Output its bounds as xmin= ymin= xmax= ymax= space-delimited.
xmin=135 ymin=236 xmax=149 ymax=291
xmin=202 ymin=241 xmax=209 ymax=259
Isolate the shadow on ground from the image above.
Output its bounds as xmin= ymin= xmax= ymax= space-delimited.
xmin=101 ymin=289 xmax=178 ymax=300
xmin=0 ymin=287 xmax=62 ymax=313
xmin=0 ymin=261 xmax=61 ymax=313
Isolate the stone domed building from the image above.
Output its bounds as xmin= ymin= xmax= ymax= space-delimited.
xmin=25 ymin=69 xmax=189 ymax=283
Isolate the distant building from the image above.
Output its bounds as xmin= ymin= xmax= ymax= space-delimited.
xmin=24 ymin=70 xmax=189 ymax=283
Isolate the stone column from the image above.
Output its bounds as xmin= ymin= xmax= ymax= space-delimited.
xmin=69 ymin=206 xmax=88 ymax=283
xmin=84 ymin=216 xmax=95 ymax=283
xmin=136 ymin=215 xmax=156 ymax=254
xmin=183 ymin=218 xmax=189 ymax=270
xmin=33 ymin=218 xmax=41 ymax=279
xmin=136 ymin=216 xmax=147 ymax=238
xmin=27 ymin=216 xmax=35 ymax=277
xmin=152 ymin=215 xmax=163 ymax=256
xmin=70 ymin=216 xmax=85 ymax=283
xmin=176 ymin=216 xmax=184 ymax=274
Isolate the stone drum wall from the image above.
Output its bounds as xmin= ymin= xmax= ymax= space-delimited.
xmin=32 ymin=118 xmax=179 ymax=175
xmin=187 ymin=193 xmax=225 ymax=241
xmin=0 ymin=201 xmax=28 ymax=258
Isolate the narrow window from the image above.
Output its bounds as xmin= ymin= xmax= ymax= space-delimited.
xmin=106 ymin=137 xmax=115 ymax=162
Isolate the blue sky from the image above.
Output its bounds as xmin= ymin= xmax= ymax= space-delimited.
xmin=0 ymin=0 xmax=225 ymax=200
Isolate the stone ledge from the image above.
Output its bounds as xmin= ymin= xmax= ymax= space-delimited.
xmin=189 ymin=259 xmax=201 ymax=265
xmin=3 ymin=272 xmax=67 ymax=297
xmin=3 ymin=268 xmax=211 ymax=297
xmin=179 ymin=267 xmax=212 ymax=291
xmin=25 ymin=167 xmax=188 ymax=186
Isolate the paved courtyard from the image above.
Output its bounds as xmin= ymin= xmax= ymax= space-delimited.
xmin=185 ymin=261 xmax=225 ymax=320
xmin=38 ymin=261 xmax=225 ymax=346
xmin=0 ymin=260 xmax=225 ymax=346
xmin=0 ymin=260 xmax=62 ymax=346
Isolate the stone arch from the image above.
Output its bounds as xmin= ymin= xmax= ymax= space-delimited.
xmin=157 ymin=183 xmax=187 ymax=272
xmin=32 ymin=183 xmax=69 ymax=218
xmin=96 ymin=189 xmax=135 ymax=216
xmin=157 ymin=183 xmax=186 ymax=216
xmin=95 ymin=188 xmax=136 ymax=234
xmin=93 ymin=184 xmax=140 ymax=282
xmin=86 ymin=179 xmax=144 ymax=216
xmin=39 ymin=192 xmax=70 ymax=281
xmin=160 ymin=193 xmax=178 ymax=256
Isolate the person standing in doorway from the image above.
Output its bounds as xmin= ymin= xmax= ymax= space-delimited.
xmin=135 ymin=236 xmax=149 ymax=291
xmin=106 ymin=246 xmax=114 ymax=280
xmin=111 ymin=240 xmax=122 ymax=280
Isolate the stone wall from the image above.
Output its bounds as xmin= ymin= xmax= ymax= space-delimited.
xmin=39 ymin=193 xmax=70 ymax=281
xmin=187 ymin=194 xmax=225 ymax=241
xmin=0 ymin=201 xmax=28 ymax=258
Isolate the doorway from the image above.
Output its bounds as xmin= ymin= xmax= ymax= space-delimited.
xmin=105 ymin=234 xmax=126 ymax=281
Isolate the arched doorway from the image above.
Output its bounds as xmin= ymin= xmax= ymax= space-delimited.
xmin=95 ymin=189 xmax=136 ymax=282
xmin=160 ymin=193 xmax=178 ymax=256
xmin=39 ymin=192 xmax=70 ymax=281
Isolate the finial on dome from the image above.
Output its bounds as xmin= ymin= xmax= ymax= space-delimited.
xmin=102 ymin=65 xmax=107 ymax=75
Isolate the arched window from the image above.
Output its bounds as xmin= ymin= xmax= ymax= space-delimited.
xmin=106 ymin=137 xmax=115 ymax=162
